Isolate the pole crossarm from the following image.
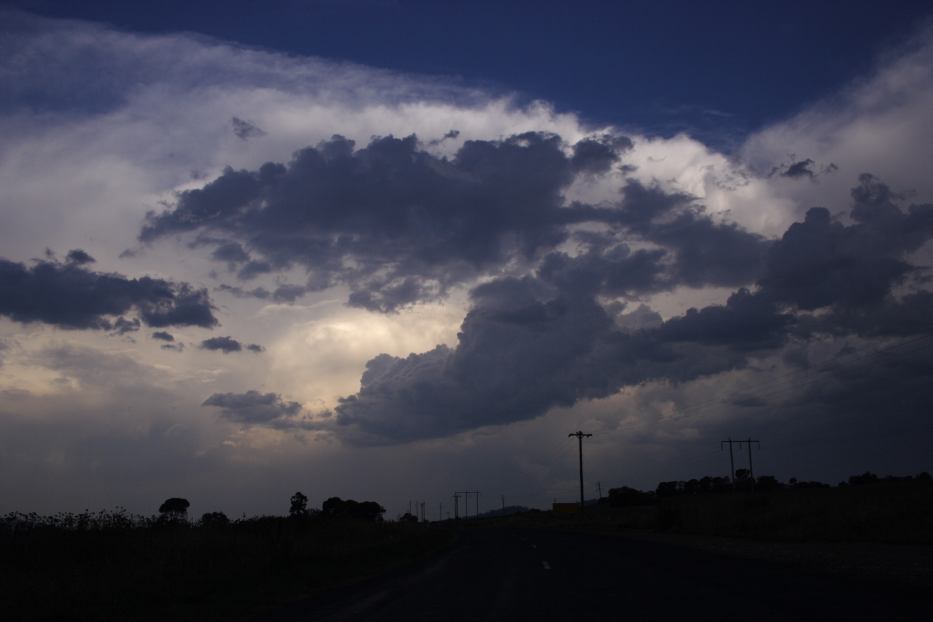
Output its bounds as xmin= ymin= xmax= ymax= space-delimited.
xmin=721 ymin=437 xmax=762 ymax=485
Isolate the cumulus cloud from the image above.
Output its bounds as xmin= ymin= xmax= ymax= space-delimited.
xmin=202 ymin=390 xmax=315 ymax=429
xmin=151 ymin=331 xmax=174 ymax=341
xmin=111 ymin=316 xmax=141 ymax=335
xmin=140 ymin=133 xmax=770 ymax=312
xmin=230 ymin=116 xmax=265 ymax=141
xmin=140 ymin=132 xmax=593 ymax=310
xmin=333 ymin=272 xmax=767 ymax=444
xmin=332 ymin=175 xmax=933 ymax=444
xmin=199 ymin=336 xmax=263 ymax=353
xmin=759 ymin=175 xmax=933 ymax=310
xmin=0 ymin=256 xmax=217 ymax=330
xmin=65 ymin=249 xmax=95 ymax=265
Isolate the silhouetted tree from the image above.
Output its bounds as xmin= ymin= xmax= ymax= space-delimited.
xmin=321 ymin=497 xmax=385 ymax=521
xmin=398 ymin=512 xmax=418 ymax=523
xmin=158 ymin=498 xmax=190 ymax=522
xmin=656 ymin=481 xmax=683 ymax=498
xmin=756 ymin=475 xmax=780 ymax=491
xmin=289 ymin=492 xmax=309 ymax=518
xmin=199 ymin=511 xmax=229 ymax=528
xmin=849 ymin=471 xmax=879 ymax=486
xmin=608 ymin=486 xmax=655 ymax=507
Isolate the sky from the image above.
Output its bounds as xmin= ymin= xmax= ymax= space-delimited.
xmin=2 ymin=1 xmax=933 ymax=519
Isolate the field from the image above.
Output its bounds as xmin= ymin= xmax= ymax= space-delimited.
xmin=602 ymin=480 xmax=933 ymax=543
xmin=4 ymin=480 xmax=931 ymax=620
xmin=0 ymin=513 xmax=453 ymax=621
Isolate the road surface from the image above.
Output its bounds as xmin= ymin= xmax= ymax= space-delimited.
xmin=263 ymin=527 xmax=932 ymax=621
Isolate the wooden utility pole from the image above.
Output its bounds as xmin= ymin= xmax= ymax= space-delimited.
xmin=722 ymin=438 xmax=761 ymax=486
xmin=569 ymin=431 xmax=593 ymax=513
xmin=745 ymin=438 xmax=761 ymax=480
xmin=721 ymin=438 xmax=738 ymax=485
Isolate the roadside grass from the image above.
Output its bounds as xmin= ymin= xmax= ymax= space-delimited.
xmin=489 ymin=480 xmax=933 ymax=544
xmin=653 ymin=481 xmax=933 ymax=543
xmin=0 ymin=513 xmax=454 ymax=621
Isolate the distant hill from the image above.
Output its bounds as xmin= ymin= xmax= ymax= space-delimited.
xmin=475 ymin=505 xmax=532 ymax=519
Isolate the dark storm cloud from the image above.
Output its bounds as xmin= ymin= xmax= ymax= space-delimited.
xmin=210 ymin=241 xmax=250 ymax=264
xmin=140 ymin=132 xmax=584 ymax=311
xmin=216 ymin=282 xmax=308 ymax=303
xmin=202 ymin=390 xmax=316 ymax=429
xmin=65 ymin=249 xmax=95 ymax=265
xmin=217 ymin=284 xmax=271 ymax=299
xmin=615 ymin=181 xmax=771 ymax=288
xmin=759 ymin=175 xmax=933 ymax=310
xmin=331 ymin=174 xmax=933 ymax=444
xmin=743 ymin=337 xmax=933 ymax=470
xmin=111 ymin=316 xmax=141 ymax=335
xmin=614 ymin=303 xmax=663 ymax=332
xmin=199 ymin=336 xmax=263 ymax=353
xmin=333 ymin=274 xmax=767 ymax=444
xmin=428 ymin=129 xmax=460 ymax=145
xmin=161 ymin=342 xmax=184 ymax=352
xmin=139 ymin=133 xmax=768 ymax=310
xmin=656 ymin=289 xmax=790 ymax=350
xmin=782 ymin=158 xmax=815 ymax=178
xmin=537 ymin=242 xmax=667 ymax=297
xmin=570 ymin=137 xmax=619 ymax=175
xmin=199 ymin=336 xmax=240 ymax=353
xmin=237 ymin=260 xmax=273 ymax=281
xmin=151 ymin=331 xmax=174 ymax=341
xmin=797 ymin=291 xmax=933 ymax=339
xmin=231 ymin=116 xmax=266 ymax=141
xmin=0 ymin=257 xmax=217 ymax=330
xmin=768 ymin=158 xmax=838 ymax=180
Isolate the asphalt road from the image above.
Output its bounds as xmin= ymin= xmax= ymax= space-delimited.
xmin=265 ymin=527 xmax=933 ymax=621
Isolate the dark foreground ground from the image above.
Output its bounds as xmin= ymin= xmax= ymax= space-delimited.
xmin=264 ymin=527 xmax=933 ymax=621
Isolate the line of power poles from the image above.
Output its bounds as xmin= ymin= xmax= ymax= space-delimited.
xmin=412 ymin=432 xmax=760 ymax=523
xmin=720 ymin=437 xmax=761 ymax=486
xmin=453 ymin=490 xmax=480 ymax=519
xmin=407 ymin=500 xmax=427 ymax=521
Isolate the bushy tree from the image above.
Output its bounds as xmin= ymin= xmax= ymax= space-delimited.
xmin=199 ymin=511 xmax=229 ymax=528
xmin=321 ymin=497 xmax=385 ymax=521
xmin=158 ymin=498 xmax=190 ymax=522
xmin=289 ymin=492 xmax=309 ymax=518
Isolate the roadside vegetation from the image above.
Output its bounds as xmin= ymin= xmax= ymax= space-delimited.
xmin=0 ymin=496 xmax=453 ymax=622
xmin=500 ymin=471 xmax=933 ymax=544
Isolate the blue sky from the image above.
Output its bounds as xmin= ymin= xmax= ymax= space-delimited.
xmin=9 ymin=0 xmax=933 ymax=146
xmin=2 ymin=2 xmax=933 ymax=517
